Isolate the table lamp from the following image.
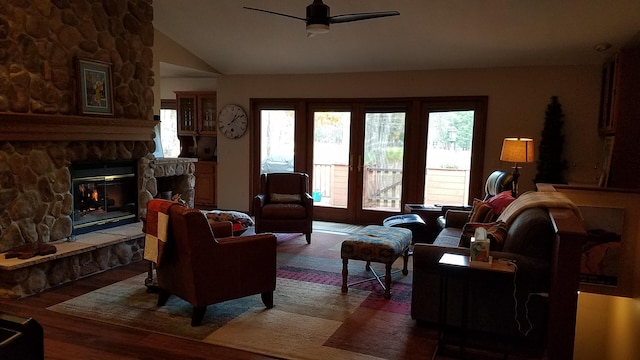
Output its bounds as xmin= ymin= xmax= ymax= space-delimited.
xmin=500 ymin=137 xmax=535 ymax=197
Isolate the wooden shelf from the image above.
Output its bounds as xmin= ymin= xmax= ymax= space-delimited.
xmin=0 ymin=113 xmax=157 ymax=142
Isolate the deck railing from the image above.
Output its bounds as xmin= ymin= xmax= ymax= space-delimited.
xmin=312 ymin=164 xmax=469 ymax=210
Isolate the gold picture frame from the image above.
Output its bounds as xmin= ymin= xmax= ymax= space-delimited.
xmin=77 ymin=58 xmax=114 ymax=116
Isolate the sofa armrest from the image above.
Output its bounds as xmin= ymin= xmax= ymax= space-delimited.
xmin=444 ymin=209 xmax=470 ymax=229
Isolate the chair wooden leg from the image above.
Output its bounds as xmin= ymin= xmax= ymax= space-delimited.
xmin=191 ymin=306 xmax=207 ymax=326
xmin=157 ymin=289 xmax=170 ymax=306
xmin=261 ymin=291 xmax=274 ymax=308
xmin=305 ymin=232 xmax=311 ymax=244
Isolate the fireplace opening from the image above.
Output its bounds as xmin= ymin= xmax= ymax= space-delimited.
xmin=70 ymin=161 xmax=138 ymax=234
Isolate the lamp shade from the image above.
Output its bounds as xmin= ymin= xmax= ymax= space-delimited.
xmin=500 ymin=137 xmax=535 ymax=163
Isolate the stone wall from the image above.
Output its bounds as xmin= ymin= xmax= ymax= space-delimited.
xmin=0 ymin=140 xmax=155 ymax=253
xmin=0 ymin=0 xmax=157 ymax=250
xmin=0 ymin=0 xmax=154 ymax=119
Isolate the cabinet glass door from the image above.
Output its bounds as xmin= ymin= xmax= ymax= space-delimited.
xmin=199 ymin=95 xmax=217 ymax=135
xmin=177 ymin=96 xmax=196 ymax=135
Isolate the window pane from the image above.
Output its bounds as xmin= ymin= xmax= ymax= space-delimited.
xmin=312 ymin=111 xmax=351 ymax=208
xmin=424 ymin=110 xmax=474 ymax=205
xmin=261 ymin=110 xmax=295 ymax=173
xmin=160 ymin=108 xmax=180 ymax=158
xmin=362 ymin=112 xmax=405 ymax=211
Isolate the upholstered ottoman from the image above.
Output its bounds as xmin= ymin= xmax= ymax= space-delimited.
xmin=382 ymin=213 xmax=429 ymax=244
xmin=340 ymin=225 xmax=412 ymax=299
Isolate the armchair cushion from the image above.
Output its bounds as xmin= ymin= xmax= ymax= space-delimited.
xmin=262 ymin=203 xmax=307 ymax=218
xmin=270 ymin=193 xmax=301 ymax=203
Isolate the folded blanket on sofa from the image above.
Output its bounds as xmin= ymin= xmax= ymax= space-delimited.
xmin=497 ymin=191 xmax=582 ymax=226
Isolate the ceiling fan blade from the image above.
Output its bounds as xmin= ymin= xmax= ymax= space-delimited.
xmin=243 ymin=7 xmax=306 ymax=22
xmin=329 ymin=11 xmax=400 ymax=24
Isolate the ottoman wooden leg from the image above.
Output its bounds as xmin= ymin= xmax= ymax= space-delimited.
xmin=402 ymin=249 xmax=409 ymax=276
xmin=341 ymin=258 xmax=349 ymax=293
xmin=384 ymin=263 xmax=392 ymax=299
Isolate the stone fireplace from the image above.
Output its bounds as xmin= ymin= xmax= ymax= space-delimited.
xmin=0 ymin=0 xmax=163 ymax=297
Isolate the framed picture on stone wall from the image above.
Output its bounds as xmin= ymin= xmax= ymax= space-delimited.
xmin=77 ymin=58 xmax=114 ymax=116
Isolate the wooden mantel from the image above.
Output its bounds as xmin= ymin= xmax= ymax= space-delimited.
xmin=0 ymin=113 xmax=157 ymax=142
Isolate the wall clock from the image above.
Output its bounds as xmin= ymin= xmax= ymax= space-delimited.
xmin=218 ymin=104 xmax=248 ymax=139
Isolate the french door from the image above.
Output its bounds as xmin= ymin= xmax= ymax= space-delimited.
xmin=310 ymin=103 xmax=408 ymax=224
xmin=251 ymin=97 xmax=487 ymax=224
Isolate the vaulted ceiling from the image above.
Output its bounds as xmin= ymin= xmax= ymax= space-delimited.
xmin=153 ymin=0 xmax=640 ymax=77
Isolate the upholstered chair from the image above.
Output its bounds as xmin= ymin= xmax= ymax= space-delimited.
xmin=483 ymin=170 xmax=513 ymax=200
xmin=437 ymin=170 xmax=513 ymax=230
xmin=253 ymin=172 xmax=313 ymax=244
xmin=148 ymin=199 xmax=277 ymax=326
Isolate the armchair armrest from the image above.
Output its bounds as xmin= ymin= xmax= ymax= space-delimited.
xmin=209 ymin=221 xmax=233 ymax=238
xmin=303 ymin=193 xmax=313 ymax=205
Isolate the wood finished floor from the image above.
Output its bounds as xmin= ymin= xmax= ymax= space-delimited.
xmin=0 ymin=261 xmax=276 ymax=360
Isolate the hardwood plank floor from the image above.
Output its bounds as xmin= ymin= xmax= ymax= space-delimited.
xmin=0 ymin=261 xmax=276 ymax=360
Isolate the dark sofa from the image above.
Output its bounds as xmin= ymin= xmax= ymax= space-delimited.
xmin=411 ymin=190 xmax=585 ymax=352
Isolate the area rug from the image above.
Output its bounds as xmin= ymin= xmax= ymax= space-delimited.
xmin=48 ymin=231 xmax=434 ymax=360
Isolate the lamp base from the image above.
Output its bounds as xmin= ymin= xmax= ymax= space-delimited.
xmin=511 ymin=164 xmax=521 ymax=198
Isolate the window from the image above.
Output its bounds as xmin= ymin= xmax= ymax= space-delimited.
xmin=424 ymin=110 xmax=475 ymax=205
xmin=160 ymin=100 xmax=180 ymax=158
xmin=260 ymin=109 xmax=295 ymax=173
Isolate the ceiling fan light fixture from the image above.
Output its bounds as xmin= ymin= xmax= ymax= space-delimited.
xmin=306 ymin=23 xmax=330 ymax=35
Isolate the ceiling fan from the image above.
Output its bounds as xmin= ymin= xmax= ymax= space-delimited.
xmin=243 ymin=0 xmax=400 ymax=37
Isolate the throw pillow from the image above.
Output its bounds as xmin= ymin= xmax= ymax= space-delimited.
xmin=468 ymin=198 xmax=495 ymax=223
xmin=486 ymin=190 xmax=516 ymax=215
xmin=270 ymin=193 xmax=301 ymax=203
xmin=204 ymin=210 xmax=255 ymax=228
xmin=458 ymin=220 xmax=509 ymax=251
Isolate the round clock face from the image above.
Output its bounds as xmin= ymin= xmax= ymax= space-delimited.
xmin=218 ymin=104 xmax=248 ymax=139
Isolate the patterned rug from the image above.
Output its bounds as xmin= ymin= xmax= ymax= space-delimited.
xmin=48 ymin=231 xmax=434 ymax=360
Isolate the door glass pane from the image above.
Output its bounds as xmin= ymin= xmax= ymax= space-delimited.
xmin=312 ymin=111 xmax=351 ymax=208
xmin=424 ymin=110 xmax=474 ymax=205
xmin=362 ymin=112 xmax=406 ymax=211
xmin=260 ymin=110 xmax=295 ymax=174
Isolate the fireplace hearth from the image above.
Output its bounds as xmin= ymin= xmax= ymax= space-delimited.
xmin=70 ymin=161 xmax=138 ymax=234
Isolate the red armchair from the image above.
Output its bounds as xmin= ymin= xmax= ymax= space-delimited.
xmin=253 ymin=172 xmax=313 ymax=244
xmin=149 ymin=200 xmax=277 ymax=326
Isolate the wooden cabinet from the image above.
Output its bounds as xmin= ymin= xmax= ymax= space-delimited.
xmin=195 ymin=161 xmax=216 ymax=207
xmin=598 ymin=47 xmax=640 ymax=188
xmin=176 ymin=91 xmax=217 ymax=136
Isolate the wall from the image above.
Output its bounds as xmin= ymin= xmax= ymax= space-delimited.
xmin=215 ymin=66 xmax=602 ymax=211
xmin=152 ymin=29 xmax=217 ymax=116
xmin=575 ymin=293 xmax=640 ymax=359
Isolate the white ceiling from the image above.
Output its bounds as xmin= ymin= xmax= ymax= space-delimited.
xmin=153 ymin=0 xmax=640 ymax=76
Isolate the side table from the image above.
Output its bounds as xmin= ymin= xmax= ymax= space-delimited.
xmin=436 ymin=253 xmax=515 ymax=359
xmin=404 ymin=204 xmax=443 ymax=243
